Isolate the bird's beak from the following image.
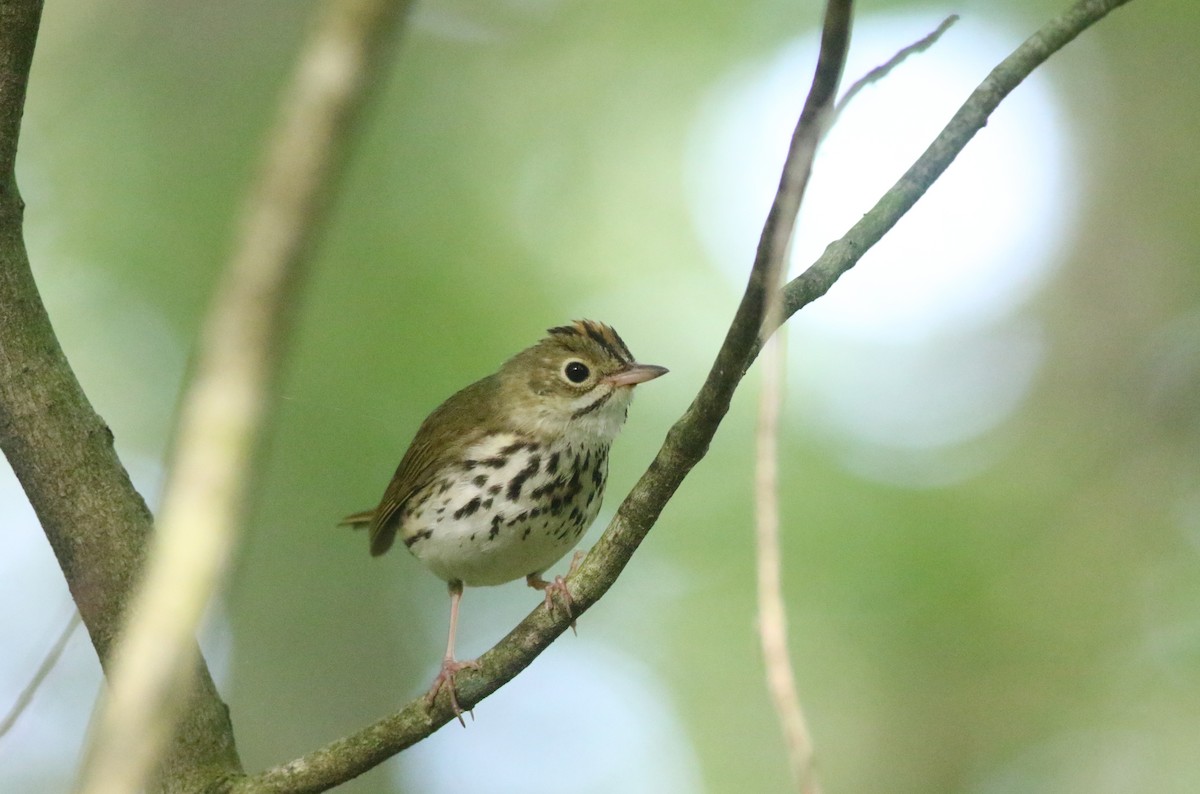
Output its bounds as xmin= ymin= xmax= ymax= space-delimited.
xmin=605 ymin=363 xmax=669 ymax=387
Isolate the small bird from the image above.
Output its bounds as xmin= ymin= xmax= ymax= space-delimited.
xmin=342 ymin=320 xmax=666 ymax=720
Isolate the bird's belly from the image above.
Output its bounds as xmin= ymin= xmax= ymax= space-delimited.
xmin=402 ymin=440 xmax=608 ymax=587
xmin=414 ymin=506 xmax=593 ymax=586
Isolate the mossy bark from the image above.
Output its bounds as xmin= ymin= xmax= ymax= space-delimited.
xmin=0 ymin=2 xmax=243 ymax=790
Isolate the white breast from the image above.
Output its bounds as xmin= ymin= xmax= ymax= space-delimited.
xmin=401 ymin=434 xmax=609 ymax=587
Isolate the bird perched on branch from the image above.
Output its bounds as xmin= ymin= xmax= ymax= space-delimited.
xmin=342 ymin=320 xmax=667 ymax=721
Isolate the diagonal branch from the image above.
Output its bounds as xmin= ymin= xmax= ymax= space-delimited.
xmin=75 ymin=2 xmax=411 ymax=794
xmin=773 ymin=0 xmax=1135 ymax=335
xmin=0 ymin=1 xmax=243 ymax=790
xmin=233 ymin=3 xmax=851 ymax=792
xmin=0 ymin=610 xmax=82 ymax=739
xmin=831 ymin=13 xmax=958 ymax=125
xmin=0 ymin=0 xmax=1134 ymax=791
xmin=231 ymin=0 xmax=1136 ymax=791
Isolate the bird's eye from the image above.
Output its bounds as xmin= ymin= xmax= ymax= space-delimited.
xmin=563 ymin=360 xmax=590 ymax=384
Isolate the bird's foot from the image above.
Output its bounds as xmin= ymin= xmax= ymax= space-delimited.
xmin=426 ymin=656 xmax=481 ymax=727
xmin=527 ymin=551 xmax=584 ymax=634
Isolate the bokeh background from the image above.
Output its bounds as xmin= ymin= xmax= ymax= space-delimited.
xmin=4 ymin=0 xmax=1199 ymax=792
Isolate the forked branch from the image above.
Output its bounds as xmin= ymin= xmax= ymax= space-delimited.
xmin=774 ymin=0 xmax=1134 ymax=335
xmin=0 ymin=0 xmax=1136 ymax=792
xmin=230 ymin=0 xmax=1134 ymax=792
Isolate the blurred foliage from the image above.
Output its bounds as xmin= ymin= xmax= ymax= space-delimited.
xmin=5 ymin=0 xmax=1200 ymax=792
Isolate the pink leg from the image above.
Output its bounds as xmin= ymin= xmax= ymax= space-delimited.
xmin=526 ymin=551 xmax=585 ymax=634
xmin=426 ymin=581 xmax=480 ymax=726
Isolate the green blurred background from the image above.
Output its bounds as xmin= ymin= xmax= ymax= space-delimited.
xmin=3 ymin=0 xmax=1199 ymax=792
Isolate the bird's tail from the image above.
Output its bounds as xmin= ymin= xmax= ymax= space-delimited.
xmin=339 ymin=509 xmax=374 ymax=529
xmin=340 ymin=508 xmax=397 ymax=556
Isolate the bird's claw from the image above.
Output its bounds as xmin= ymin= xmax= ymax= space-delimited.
xmin=426 ymin=657 xmax=481 ymax=727
xmin=527 ymin=551 xmax=585 ymax=634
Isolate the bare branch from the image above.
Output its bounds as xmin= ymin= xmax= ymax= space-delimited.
xmin=242 ymin=0 xmax=1127 ymax=784
xmin=751 ymin=1 xmax=854 ymax=790
xmin=229 ymin=0 xmax=1131 ymax=786
xmin=0 ymin=611 xmax=81 ymax=739
xmin=231 ymin=3 xmax=852 ymax=791
xmin=831 ymin=14 xmax=959 ymax=125
xmin=752 ymin=0 xmax=853 ymax=307
xmin=757 ymin=330 xmax=822 ymax=792
xmin=751 ymin=13 xmax=962 ymax=788
xmin=2 ymin=0 xmax=239 ymax=786
xmin=74 ymin=3 xmax=410 ymax=793
xmin=0 ymin=0 xmax=1134 ymax=790
xmin=775 ymin=0 xmax=1135 ymax=334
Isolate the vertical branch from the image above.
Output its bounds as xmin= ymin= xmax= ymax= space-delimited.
xmin=0 ymin=2 xmax=244 ymax=787
xmin=754 ymin=13 xmax=960 ymax=789
xmin=75 ymin=2 xmax=411 ymax=793
xmin=756 ymin=329 xmax=822 ymax=791
xmin=751 ymin=2 xmax=851 ymax=790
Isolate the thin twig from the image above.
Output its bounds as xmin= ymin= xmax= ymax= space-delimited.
xmin=0 ymin=611 xmax=81 ymax=739
xmin=753 ymin=14 xmax=960 ymax=790
xmin=756 ymin=306 xmax=815 ymax=792
xmin=74 ymin=3 xmax=410 ymax=794
xmin=757 ymin=327 xmax=822 ymax=792
xmin=831 ymin=14 xmax=959 ymax=126
xmin=751 ymin=1 xmax=853 ymax=790
xmin=774 ymin=0 xmax=1135 ymax=335
xmin=229 ymin=1 xmax=1133 ymax=790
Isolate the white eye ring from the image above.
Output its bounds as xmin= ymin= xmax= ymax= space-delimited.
xmin=562 ymin=359 xmax=591 ymax=384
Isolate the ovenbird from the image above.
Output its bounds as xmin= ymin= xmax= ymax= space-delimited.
xmin=342 ymin=320 xmax=666 ymax=720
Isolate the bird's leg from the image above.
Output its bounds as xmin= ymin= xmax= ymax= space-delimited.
xmin=526 ymin=550 xmax=585 ymax=634
xmin=426 ymin=580 xmax=480 ymax=727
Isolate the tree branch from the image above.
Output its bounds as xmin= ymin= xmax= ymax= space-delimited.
xmin=227 ymin=1 xmax=1136 ymax=791
xmin=1 ymin=0 xmax=1138 ymax=790
xmin=0 ymin=2 xmax=241 ymax=791
xmin=752 ymin=1 xmax=853 ymax=791
xmin=774 ymin=0 xmax=1134 ymax=335
xmin=0 ymin=610 xmax=81 ymax=739
xmin=231 ymin=2 xmax=850 ymax=790
xmin=831 ymin=14 xmax=958 ymax=126
xmin=753 ymin=15 xmax=962 ymax=789
xmin=74 ymin=2 xmax=411 ymax=794
xmin=758 ymin=327 xmax=821 ymax=792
